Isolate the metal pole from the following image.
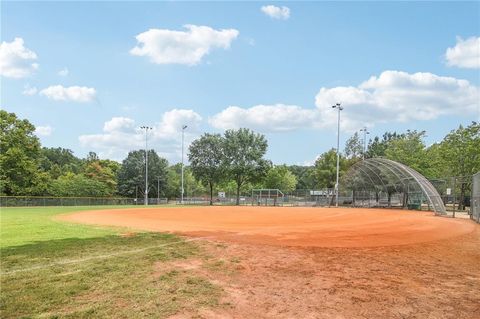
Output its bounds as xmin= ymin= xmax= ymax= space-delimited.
xmin=181 ymin=125 xmax=187 ymax=204
xmin=332 ymin=103 xmax=342 ymax=207
xmin=140 ymin=126 xmax=152 ymax=206
xmin=157 ymin=177 xmax=160 ymax=205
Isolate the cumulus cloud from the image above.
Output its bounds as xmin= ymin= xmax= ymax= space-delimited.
xmin=58 ymin=67 xmax=69 ymax=76
xmin=209 ymin=70 xmax=478 ymax=133
xmin=315 ymin=70 xmax=480 ymax=131
xmin=79 ymin=109 xmax=203 ymax=161
xmin=261 ymin=5 xmax=290 ymax=20
xmin=35 ymin=125 xmax=53 ymax=136
xmin=445 ymin=36 xmax=480 ymax=69
xmin=39 ymin=85 xmax=96 ymax=103
xmin=209 ymin=104 xmax=320 ymax=132
xmin=130 ymin=24 xmax=239 ymax=65
xmin=0 ymin=37 xmax=39 ymax=78
xmin=22 ymin=84 xmax=37 ymax=96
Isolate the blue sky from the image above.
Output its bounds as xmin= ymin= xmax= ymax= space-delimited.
xmin=2 ymin=1 xmax=479 ymax=164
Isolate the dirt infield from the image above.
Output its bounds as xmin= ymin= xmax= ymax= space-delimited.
xmin=61 ymin=206 xmax=480 ymax=318
xmin=61 ymin=206 xmax=475 ymax=248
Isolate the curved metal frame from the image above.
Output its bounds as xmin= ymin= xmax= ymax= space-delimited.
xmin=343 ymin=158 xmax=447 ymax=215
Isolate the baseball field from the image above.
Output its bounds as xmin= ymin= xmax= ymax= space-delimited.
xmin=1 ymin=205 xmax=479 ymax=318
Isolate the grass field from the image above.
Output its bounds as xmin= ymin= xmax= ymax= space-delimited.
xmin=1 ymin=205 xmax=479 ymax=318
xmin=0 ymin=206 xmax=223 ymax=318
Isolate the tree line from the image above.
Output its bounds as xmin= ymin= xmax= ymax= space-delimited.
xmin=1 ymin=110 xmax=478 ymax=207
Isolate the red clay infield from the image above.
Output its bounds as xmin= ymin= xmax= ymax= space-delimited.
xmin=61 ymin=206 xmax=474 ymax=247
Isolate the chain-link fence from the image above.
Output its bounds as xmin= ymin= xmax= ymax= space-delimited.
xmin=472 ymin=172 xmax=480 ymax=223
xmin=0 ymin=196 xmax=169 ymax=207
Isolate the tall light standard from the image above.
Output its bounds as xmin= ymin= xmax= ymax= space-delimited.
xmin=181 ymin=125 xmax=188 ymax=204
xmin=359 ymin=127 xmax=370 ymax=160
xmin=140 ymin=126 xmax=152 ymax=205
xmin=332 ymin=103 xmax=343 ymax=207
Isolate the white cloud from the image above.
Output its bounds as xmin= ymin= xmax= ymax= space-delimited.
xmin=103 ymin=117 xmax=135 ymax=133
xmin=261 ymin=5 xmax=290 ymax=20
xmin=35 ymin=125 xmax=53 ymax=136
xmin=130 ymin=24 xmax=239 ymax=65
xmin=445 ymin=36 xmax=480 ymax=69
xmin=315 ymin=70 xmax=480 ymax=131
xmin=58 ymin=67 xmax=69 ymax=76
xmin=209 ymin=70 xmax=479 ymax=134
xmin=22 ymin=84 xmax=37 ymax=96
xmin=78 ymin=109 xmax=202 ymax=162
xmin=0 ymin=37 xmax=39 ymax=78
xmin=209 ymin=104 xmax=320 ymax=132
xmin=39 ymin=85 xmax=96 ymax=103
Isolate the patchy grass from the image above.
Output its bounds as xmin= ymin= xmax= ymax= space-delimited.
xmin=0 ymin=206 xmax=222 ymax=318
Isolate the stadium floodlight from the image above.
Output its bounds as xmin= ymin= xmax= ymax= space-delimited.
xmin=332 ymin=103 xmax=343 ymax=207
xmin=140 ymin=126 xmax=152 ymax=206
xmin=181 ymin=125 xmax=188 ymax=204
xmin=359 ymin=127 xmax=370 ymax=160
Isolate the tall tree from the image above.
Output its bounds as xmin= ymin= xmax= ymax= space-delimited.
xmin=0 ymin=110 xmax=46 ymax=195
xmin=385 ymin=130 xmax=431 ymax=175
xmin=83 ymin=160 xmax=120 ymax=196
xmin=117 ymin=150 xmax=169 ymax=199
xmin=366 ymin=132 xmax=405 ymax=158
xmin=40 ymin=147 xmax=82 ymax=175
xmin=438 ymin=122 xmax=480 ymax=209
xmin=288 ymin=165 xmax=316 ymax=190
xmin=188 ymin=133 xmax=225 ymax=205
xmin=344 ymin=132 xmax=363 ymax=159
xmin=264 ymin=165 xmax=298 ymax=193
xmin=314 ymin=149 xmax=347 ymax=189
xmin=223 ymin=128 xmax=269 ymax=205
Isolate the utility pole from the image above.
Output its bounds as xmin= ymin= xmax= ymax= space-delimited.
xmin=332 ymin=103 xmax=343 ymax=207
xmin=360 ymin=127 xmax=370 ymax=160
xmin=181 ymin=125 xmax=188 ymax=204
xmin=140 ymin=126 xmax=152 ymax=206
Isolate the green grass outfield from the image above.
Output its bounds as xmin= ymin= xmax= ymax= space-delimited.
xmin=0 ymin=206 xmax=222 ymax=318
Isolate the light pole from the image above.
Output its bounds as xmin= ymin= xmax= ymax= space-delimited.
xmin=332 ymin=103 xmax=343 ymax=207
xmin=140 ymin=126 xmax=152 ymax=205
xmin=157 ymin=176 xmax=160 ymax=205
xmin=181 ymin=125 xmax=188 ymax=204
xmin=360 ymin=127 xmax=370 ymax=160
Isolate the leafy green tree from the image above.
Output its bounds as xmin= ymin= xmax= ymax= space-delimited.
xmin=314 ymin=149 xmax=347 ymax=189
xmin=385 ymin=130 xmax=431 ymax=174
xmin=165 ymin=164 xmax=206 ymax=199
xmin=188 ymin=133 xmax=225 ymax=205
xmin=49 ymin=172 xmax=110 ymax=197
xmin=288 ymin=165 xmax=316 ymax=190
xmin=344 ymin=132 xmax=363 ymax=159
xmin=264 ymin=165 xmax=297 ymax=193
xmin=223 ymin=128 xmax=270 ymax=205
xmin=366 ymin=132 xmax=405 ymax=158
xmin=40 ymin=147 xmax=82 ymax=176
xmin=438 ymin=122 xmax=480 ymax=209
xmin=84 ymin=161 xmax=118 ymax=195
xmin=117 ymin=150 xmax=169 ymax=199
xmin=0 ymin=110 xmax=46 ymax=195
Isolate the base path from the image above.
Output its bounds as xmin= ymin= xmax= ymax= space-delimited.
xmin=61 ymin=206 xmax=476 ymax=248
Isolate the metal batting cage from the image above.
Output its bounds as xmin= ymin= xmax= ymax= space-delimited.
xmin=472 ymin=172 xmax=480 ymax=223
xmin=342 ymin=158 xmax=447 ymax=215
